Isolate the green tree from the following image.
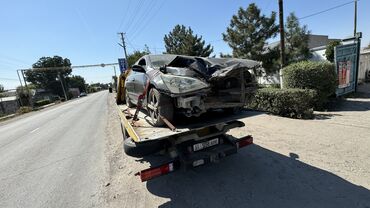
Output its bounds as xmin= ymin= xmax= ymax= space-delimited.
xmin=285 ymin=13 xmax=311 ymax=63
xmin=164 ymin=25 xmax=213 ymax=57
xmin=325 ymin=40 xmax=341 ymax=63
xmin=219 ymin=53 xmax=232 ymax=58
xmin=0 ymin=84 xmax=4 ymax=93
xmin=222 ymin=3 xmax=278 ymax=73
xmin=127 ymin=49 xmax=150 ymax=67
xmin=25 ymin=56 xmax=72 ymax=96
xmin=66 ymin=75 xmax=86 ymax=92
xmin=16 ymin=84 xmax=36 ymax=106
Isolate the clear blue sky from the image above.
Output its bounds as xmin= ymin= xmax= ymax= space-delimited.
xmin=1 ymin=0 xmax=369 ymax=89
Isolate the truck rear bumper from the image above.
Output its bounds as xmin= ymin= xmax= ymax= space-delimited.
xmin=137 ymin=135 xmax=253 ymax=182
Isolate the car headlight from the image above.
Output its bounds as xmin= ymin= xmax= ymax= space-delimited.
xmin=161 ymin=74 xmax=209 ymax=94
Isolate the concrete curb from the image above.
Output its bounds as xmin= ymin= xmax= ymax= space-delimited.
xmin=35 ymin=102 xmax=57 ymax=110
xmin=0 ymin=114 xmax=17 ymax=121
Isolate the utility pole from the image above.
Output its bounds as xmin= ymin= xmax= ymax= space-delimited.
xmin=20 ymin=70 xmax=33 ymax=107
xmin=354 ymin=0 xmax=357 ymax=36
xmin=278 ymin=0 xmax=285 ymax=88
xmin=118 ymin=32 xmax=129 ymax=62
xmin=113 ymin=66 xmax=117 ymax=77
xmin=16 ymin=70 xmax=24 ymax=106
xmin=58 ymin=72 xmax=68 ymax=101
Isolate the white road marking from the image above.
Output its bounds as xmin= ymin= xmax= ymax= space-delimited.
xmin=30 ymin=128 xmax=39 ymax=133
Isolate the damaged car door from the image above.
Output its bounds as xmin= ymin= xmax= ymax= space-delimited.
xmin=131 ymin=58 xmax=149 ymax=104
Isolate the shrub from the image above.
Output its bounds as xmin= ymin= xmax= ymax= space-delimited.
xmin=282 ymin=61 xmax=337 ymax=109
xmin=17 ymin=106 xmax=33 ymax=114
xmin=35 ymin=99 xmax=51 ymax=107
xmin=247 ymin=88 xmax=316 ymax=119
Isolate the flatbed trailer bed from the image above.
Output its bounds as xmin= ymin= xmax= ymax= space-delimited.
xmin=117 ymin=104 xmax=254 ymax=181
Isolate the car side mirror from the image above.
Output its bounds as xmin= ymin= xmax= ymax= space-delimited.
xmin=159 ymin=65 xmax=167 ymax=73
xmin=132 ymin=65 xmax=146 ymax=73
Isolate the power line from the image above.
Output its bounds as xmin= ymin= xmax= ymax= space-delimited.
xmin=0 ymin=54 xmax=31 ymax=65
xmin=117 ymin=0 xmax=132 ymax=31
xmin=299 ymin=0 xmax=357 ymax=20
xmin=124 ymin=0 xmax=145 ymax=33
xmin=0 ymin=77 xmax=18 ymax=81
xmin=126 ymin=38 xmax=138 ymax=52
xmin=130 ymin=0 xmax=167 ymax=42
xmin=131 ymin=0 xmax=165 ymax=38
xmin=129 ymin=0 xmax=158 ymax=36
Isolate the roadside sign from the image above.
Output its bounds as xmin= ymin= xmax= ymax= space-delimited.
xmin=118 ymin=58 xmax=127 ymax=73
xmin=335 ymin=38 xmax=361 ymax=96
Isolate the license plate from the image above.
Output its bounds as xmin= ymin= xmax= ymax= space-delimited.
xmin=193 ymin=138 xmax=219 ymax=152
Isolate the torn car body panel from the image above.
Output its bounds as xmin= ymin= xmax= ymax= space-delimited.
xmin=125 ymin=54 xmax=260 ymax=121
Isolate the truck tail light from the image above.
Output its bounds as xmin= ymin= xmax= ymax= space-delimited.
xmin=137 ymin=161 xmax=179 ymax=182
xmin=237 ymin=135 xmax=253 ymax=148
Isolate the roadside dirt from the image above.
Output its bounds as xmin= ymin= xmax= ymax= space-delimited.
xmin=104 ymin=93 xmax=370 ymax=208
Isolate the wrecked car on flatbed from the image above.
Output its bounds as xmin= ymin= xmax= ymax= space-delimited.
xmin=123 ymin=54 xmax=260 ymax=126
xmin=116 ymin=54 xmax=258 ymax=181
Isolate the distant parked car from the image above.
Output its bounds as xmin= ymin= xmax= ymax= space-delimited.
xmin=79 ymin=92 xmax=87 ymax=97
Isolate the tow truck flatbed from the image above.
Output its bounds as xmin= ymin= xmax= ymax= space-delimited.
xmin=117 ymin=103 xmax=254 ymax=182
xmin=118 ymin=104 xmax=251 ymax=142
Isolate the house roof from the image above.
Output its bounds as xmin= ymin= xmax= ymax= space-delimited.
xmin=0 ymin=96 xmax=17 ymax=102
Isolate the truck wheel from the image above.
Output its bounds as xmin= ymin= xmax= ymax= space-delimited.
xmin=125 ymin=89 xmax=135 ymax=108
xmin=123 ymin=137 xmax=164 ymax=158
xmin=147 ymin=88 xmax=174 ymax=127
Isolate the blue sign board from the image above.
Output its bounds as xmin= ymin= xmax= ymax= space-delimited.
xmin=118 ymin=58 xmax=127 ymax=73
xmin=335 ymin=42 xmax=360 ymax=96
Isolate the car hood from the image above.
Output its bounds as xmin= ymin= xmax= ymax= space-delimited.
xmin=165 ymin=55 xmax=261 ymax=82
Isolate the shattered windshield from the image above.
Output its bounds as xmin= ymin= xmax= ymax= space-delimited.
xmin=149 ymin=54 xmax=177 ymax=68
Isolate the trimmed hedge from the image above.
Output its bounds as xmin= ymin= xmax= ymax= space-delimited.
xmin=35 ymin=99 xmax=51 ymax=107
xmin=247 ymin=88 xmax=316 ymax=119
xmin=282 ymin=61 xmax=337 ymax=109
xmin=17 ymin=106 xmax=33 ymax=114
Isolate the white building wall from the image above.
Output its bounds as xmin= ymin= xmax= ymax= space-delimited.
xmin=359 ymin=50 xmax=370 ymax=83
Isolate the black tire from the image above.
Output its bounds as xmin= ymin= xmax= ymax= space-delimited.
xmin=147 ymin=88 xmax=174 ymax=126
xmin=123 ymin=137 xmax=164 ymax=158
xmin=125 ymin=89 xmax=135 ymax=108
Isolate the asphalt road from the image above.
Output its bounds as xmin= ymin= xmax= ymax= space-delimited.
xmin=0 ymin=91 xmax=109 ymax=208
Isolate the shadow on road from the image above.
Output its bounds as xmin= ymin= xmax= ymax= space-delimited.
xmin=329 ymin=98 xmax=370 ymax=112
xmin=146 ymin=144 xmax=370 ymax=208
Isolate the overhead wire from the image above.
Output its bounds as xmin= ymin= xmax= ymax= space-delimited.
xmin=126 ymin=38 xmax=138 ymax=52
xmin=0 ymin=77 xmax=18 ymax=81
xmin=129 ymin=0 xmax=158 ymax=36
xmin=130 ymin=0 xmax=167 ymax=42
xmin=117 ymin=0 xmax=132 ymax=31
xmin=123 ymin=0 xmax=145 ymax=33
xmin=299 ymin=0 xmax=358 ymax=20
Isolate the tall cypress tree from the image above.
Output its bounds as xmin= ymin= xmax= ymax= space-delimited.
xmin=223 ymin=4 xmax=278 ymax=60
xmin=285 ymin=13 xmax=311 ymax=63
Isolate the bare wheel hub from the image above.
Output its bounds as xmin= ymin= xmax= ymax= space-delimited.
xmin=148 ymin=91 xmax=159 ymax=120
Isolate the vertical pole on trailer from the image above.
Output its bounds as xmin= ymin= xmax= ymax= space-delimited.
xmin=354 ymin=0 xmax=357 ymax=36
xmin=354 ymin=33 xmax=361 ymax=92
xmin=278 ymin=0 xmax=285 ymax=89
